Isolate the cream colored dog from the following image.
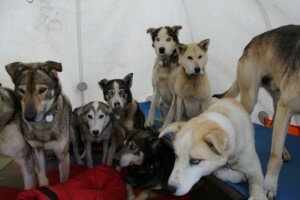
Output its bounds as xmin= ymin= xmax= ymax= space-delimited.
xmin=163 ymin=40 xmax=212 ymax=127
xmin=160 ymin=98 xmax=267 ymax=200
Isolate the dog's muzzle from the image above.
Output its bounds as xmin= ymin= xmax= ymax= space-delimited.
xmin=167 ymin=184 xmax=177 ymax=194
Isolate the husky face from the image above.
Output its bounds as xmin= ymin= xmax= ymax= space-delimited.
xmin=147 ymin=26 xmax=182 ymax=57
xmin=74 ymin=101 xmax=112 ymax=138
xmin=98 ymin=73 xmax=133 ymax=112
xmin=5 ymin=61 xmax=62 ymax=123
xmin=177 ymin=39 xmax=210 ymax=75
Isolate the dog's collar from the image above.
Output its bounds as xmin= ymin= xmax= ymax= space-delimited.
xmin=158 ymin=51 xmax=178 ymax=67
xmin=43 ymin=97 xmax=59 ymax=123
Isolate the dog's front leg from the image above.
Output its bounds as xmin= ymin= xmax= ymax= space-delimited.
xmin=15 ymin=151 xmax=36 ymax=189
xmin=162 ymin=93 xmax=177 ymax=128
xmin=176 ymin=96 xmax=183 ymax=122
xmin=102 ymin=139 xmax=109 ymax=165
xmin=264 ymin=101 xmax=292 ymax=200
xmin=56 ymin=148 xmax=70 ymax=182
xmin=33 ymin=148 xmax=49 ymax=186
xmin=106 ymin=136 xmax=117 ymax=166
xmin=214 ymin=167 xmax=246 ymax=183
xmin=126 ymin=184 xmax=135 ymax=200
xmin=201 ymin=96 xmax=212 ymax=113
xmin=85 ymin=141 xmax=93 ymax=168
xmin=145 ymin=89 xmax=160 ymax=127
xmin=70 ymin=127 xmax=84 ymax=165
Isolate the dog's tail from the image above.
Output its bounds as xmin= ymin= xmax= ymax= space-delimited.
xmin=213 ymin=80 xmax=239 ymax=99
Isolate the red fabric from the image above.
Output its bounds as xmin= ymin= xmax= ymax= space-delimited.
xmin=0 ymin=186 xmax=23 ymax=200
xmin=18 ymin=165 xmax=126 ymax=200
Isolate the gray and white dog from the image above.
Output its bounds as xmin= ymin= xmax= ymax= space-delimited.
xmin=73 ymin=101 xmax=114 ymax=167
xmin=5 ymin=61 xmax=79 ymax=186
xmin=0 ymin=84 xmax=35 ymax=189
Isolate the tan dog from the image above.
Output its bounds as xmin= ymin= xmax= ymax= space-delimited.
xmin=213 ymin=24 xmax=300 ymax=199
xmin=165 ymin=40 xmax=212 ymax=126
xmin=145 ymin=26 xmax=182 ymax=127
xmin=160 ymin=98 xmax=267 ymax=200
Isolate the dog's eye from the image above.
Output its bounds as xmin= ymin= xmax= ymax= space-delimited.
xmin=155 ymin=37 xmax=160 ymax=42
xmin=99 ymin=114 xmax=104 ymax=119
xmin=39 ymin=87 xmax=47 ymax=94
xmin=18 ymin=88 xmax=25 ymax=95
xmin=108 ymin=90 xmax=114 ymax=96
xmin=119 ymin=89 xmax=125 ymax=95
xmin=198 ymin=55 xmax=202 ymax=59
xmin=87 ymin=114 xmax=93 ymax=119
xmin=187 ymin=56 xmax=193 ymax=60
xmin=189 ymin=158 xmax=202 ymax=165
xmin=166 ymin=37 xmax=171 ymax=41
xmin=130 ymin=145 xmax=137 ymax=150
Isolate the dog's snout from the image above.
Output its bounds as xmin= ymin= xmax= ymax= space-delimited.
xmin=167 ymin=185 xmax=177 ymax=194
xmin=92 ymin=130 xmax=99 ymax=136
xmin=24 ymin=106 xmax=37 ymax=122
xmin=114 ymin=102 xmax=121 ymax=110
xmin=194 ymin=66 xmax=201 ymax=74
xmin=159 ymin=47 xmax=165 ymax=54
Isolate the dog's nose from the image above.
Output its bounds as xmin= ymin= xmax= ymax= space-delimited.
xmin=167 ymin=184 xmax=177 ymax=194
xmin=114 ymin=102 xmax=121 ymax=110
xmin=194 ymin=66 xmax=201 ymax=73
xmin=159 ymin=47 xmax=165 ymax=54
xmin=92 ymin=130 xmax=99 ymax=136
xmin=24 ymin=107 xmax=37 ymax=122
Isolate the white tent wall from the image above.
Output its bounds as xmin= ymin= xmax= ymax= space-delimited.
xmin=0 ymin=0 xmax=299 ymax=123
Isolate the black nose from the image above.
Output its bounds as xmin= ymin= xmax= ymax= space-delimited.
xmin=194 ymin=66 xmax=201 ymax=73
xmin=113 ymin=156 xmax=120 ymax=165
xmin=24 ymin=107 xmax=37 ymax=122
xmin=92 ymin=130 xmax=99 ymax=136
xmin=167 ymin=185 xmax=177 ymax=194
xmin=159 ymin=47 xmax=165 ymax=54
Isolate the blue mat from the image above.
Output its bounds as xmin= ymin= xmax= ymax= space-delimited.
xmin=139 ymin=101 xmax=300 ymax=200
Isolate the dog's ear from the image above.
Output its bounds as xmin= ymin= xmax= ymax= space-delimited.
xmin=147 ymin=28 xmax=155 ymax=36
xmin=146 ymin=135 xmax=160 ymax=149
xmin=103 ymin=103 xmax=113 ymax=114
xmin=123 ymin=73 xmax=133 ymax=88
xmin=171 ymin=25 xmax=182 ymax=35
xmin=159 ymin=122 xmax=185 ymax=142
xmin=44 ymin=61 xmax=63 ymax=72
xmin=98 ymin=79 xmax=108 ymax=90
xmin=73 ymin=106 xmax=84 ymax=117
xmin=176 ymin=43 xmax=188 ymax=55
xmin=198 ymin=39 xmax=210 ymax=52
xmin=204 ymin=130 xmax=228 ymax=155
xmin=5 ymin=62 xmax=27 ymax=81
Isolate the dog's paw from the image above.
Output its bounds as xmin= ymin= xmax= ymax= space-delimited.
xmin=248 ymin=194 xmax=268 ymax=200
xmin=144 ymin=119 xmax=154 ymax=127
xmin=265 ymin=190 xmax=276 ymax=200
xmin=282 ymin=147 xmax=292 ymax=162
xmin=264 ymin=180 xmax=277 ymax=200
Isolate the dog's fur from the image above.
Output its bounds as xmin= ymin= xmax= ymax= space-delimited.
xmin=113 ymin=128 xmax=175 ymax=200
xmin=73 ymin=101 xmax=114 ymax=167
xmin=165 ymin=40 xmax=212 ymax=125
xmin=5 ymin=61 xmax=75 ymax=186
xmin=160 ymin=98 xmax=266 ymax=200
xmin=213 ymin=25 xmax=300 ymax=199
xmin=145 ymin=26 xmax=182 ymax=127
xmin=0 ymin=85 xmax=35 ymax=189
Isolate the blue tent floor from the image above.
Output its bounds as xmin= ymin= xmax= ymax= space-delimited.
xmin=138 ymin=101 xmax=300 ymax=200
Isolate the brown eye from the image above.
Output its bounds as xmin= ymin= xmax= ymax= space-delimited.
xmin=18 ymin=88 xmax=25 ymax=94
xmin=155 ymin=37 xmax=160 ymax=42
xmin=166 ymin=37 xmax=171 ymax=41
xmin=187 ymin=56 xmax=193 ymax=60
xmin=198 ymin=55 xmax=202 ymax=59
xmin=39 ymin=88 xmax=47 ymax=94
xmin=130 ymin=144 xmax=137 ymax=150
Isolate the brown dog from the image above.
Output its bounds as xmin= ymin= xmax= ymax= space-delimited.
xmin=213 ymin=25 xmax=300 ymax=199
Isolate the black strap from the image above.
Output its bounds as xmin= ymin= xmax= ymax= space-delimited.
xmin=37 ymin=187 xmax=59 ymax=200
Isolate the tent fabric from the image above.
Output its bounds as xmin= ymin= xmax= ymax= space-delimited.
xmin=18 ymin=165 xmax=127 ymax=200
xmin=0 ymin=0 xmax=299 ymax=123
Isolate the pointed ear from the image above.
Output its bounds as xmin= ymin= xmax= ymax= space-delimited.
xmin=146 ymin=135 xmax=160 ymax=149
xmin=171 ymin=25 xmax=182 ymax=35
xmin=176 ymin=43 xmax=187 ymax=55
xmin=159 ymin=122 xmax=185 ymax=142
xmin=123 ymin=73 xmax=133 ymax=88
xmin=198 ymin=39 xmax=210 ymax=52
xmin=147 ymin=28 xmax=156 ymax=36
xmin=98 ymin=79 xmax=108 ymax=90
xmin=104 ymin=103 xmax=113 ymax=114
xmin=73 ymin=106 xmax=85 ymax=117
xmin=44 ymin=61 xmax=62 ymax=72
xmin=204 ymin=130 xmax=228 ymax=155
xmin=5 ymin=62 xmax=26 ymax=80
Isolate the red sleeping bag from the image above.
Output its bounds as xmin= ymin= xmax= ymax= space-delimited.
xmin=18 ymin=165 xmax=127 ymax=200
